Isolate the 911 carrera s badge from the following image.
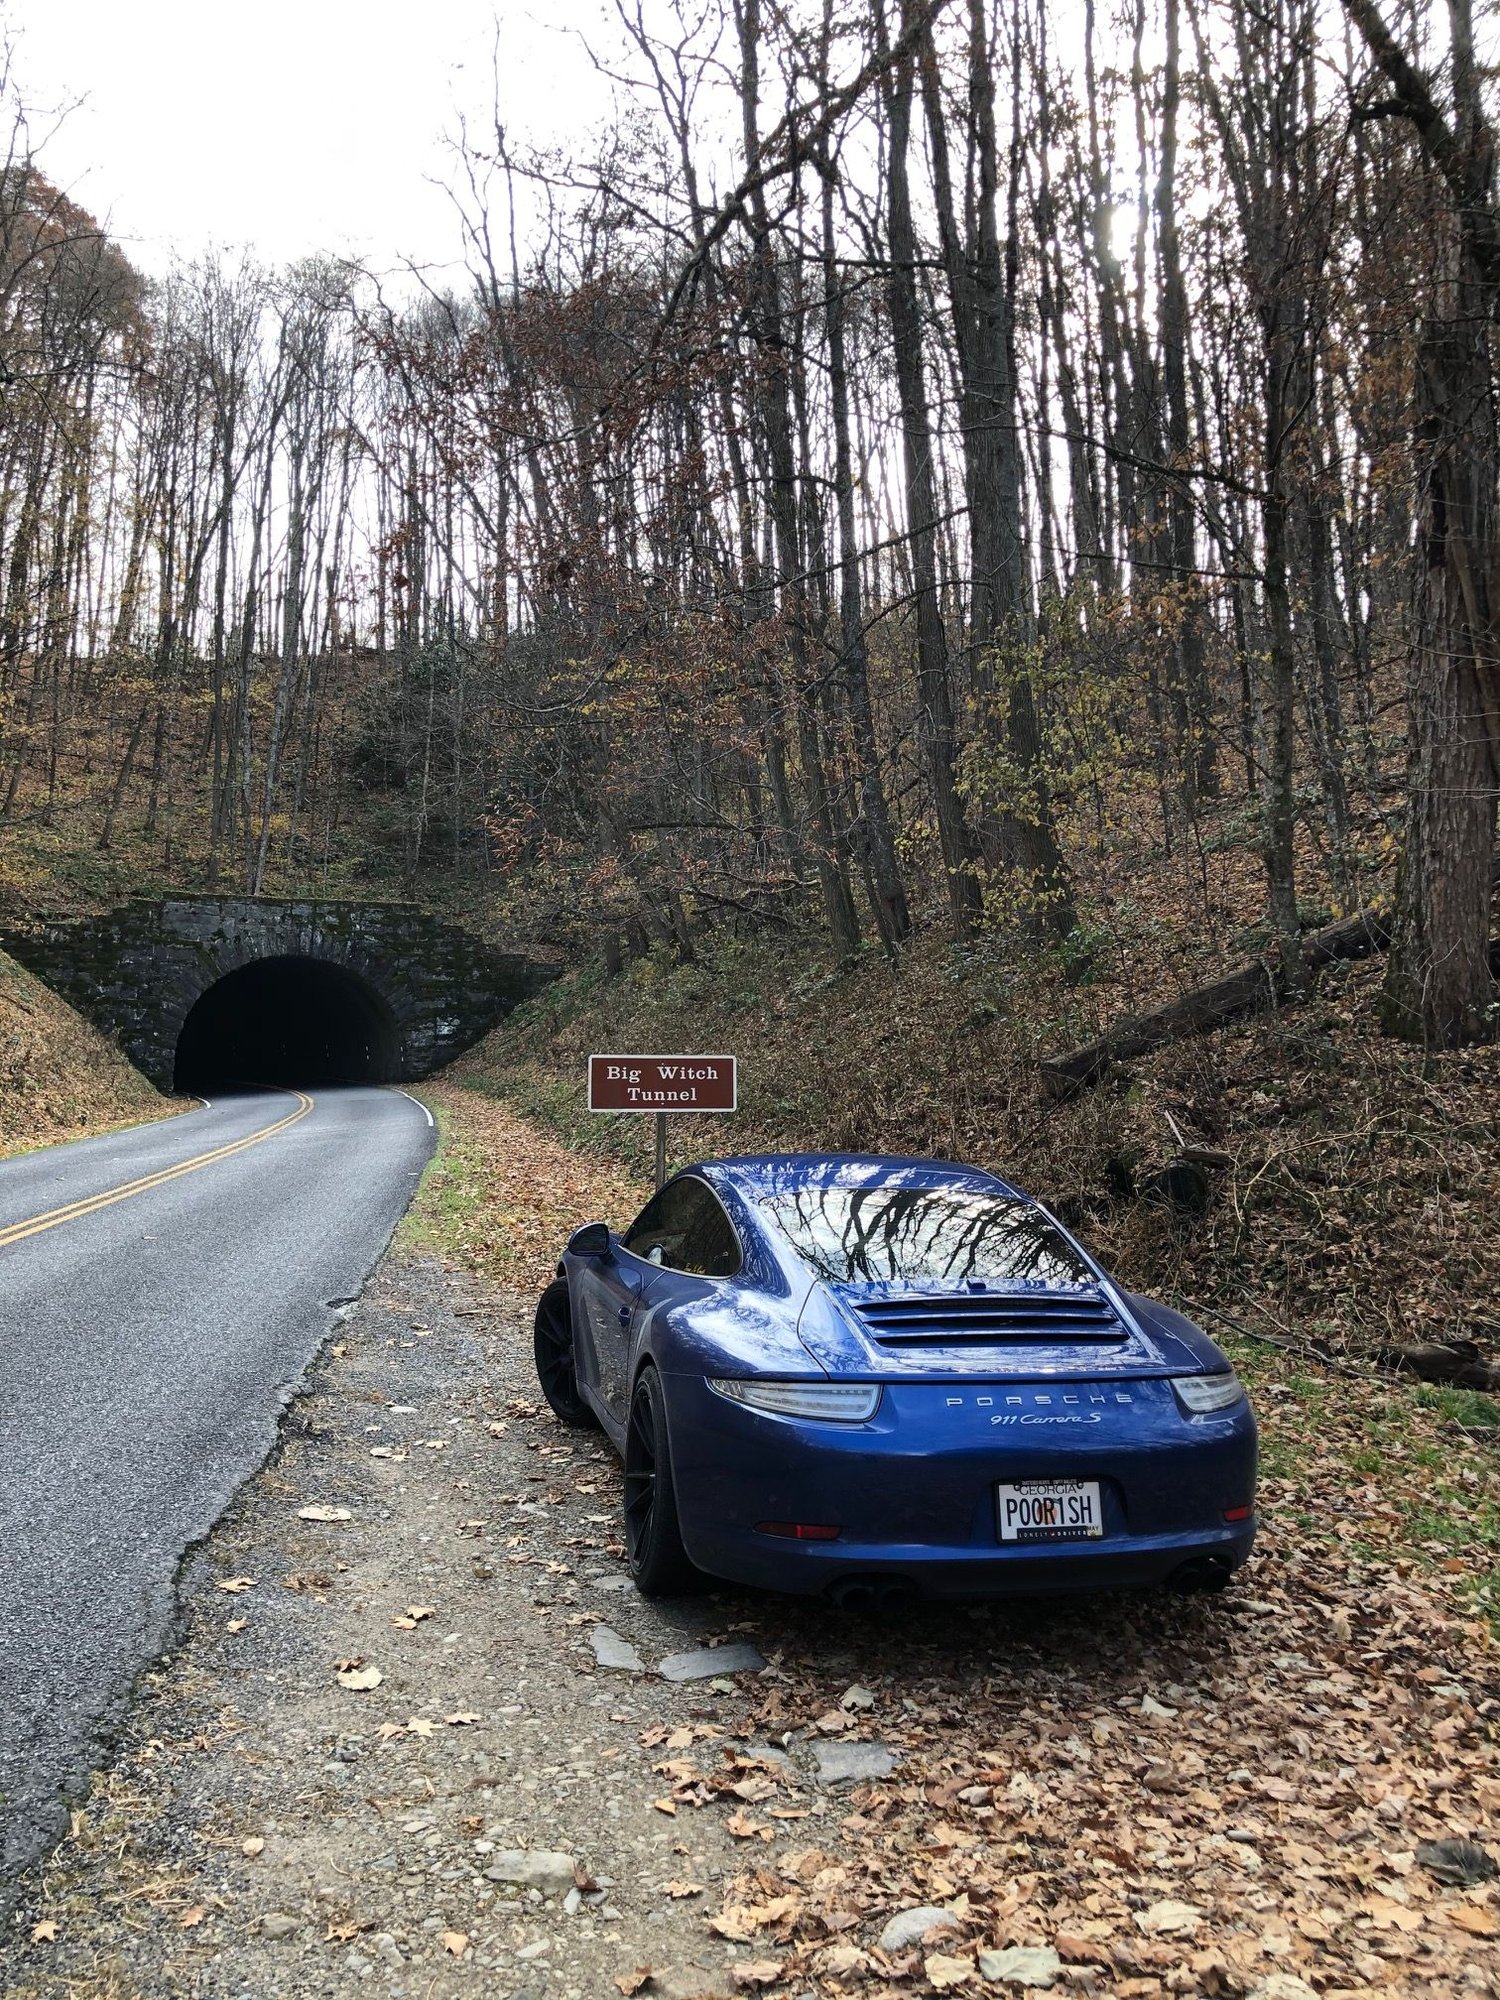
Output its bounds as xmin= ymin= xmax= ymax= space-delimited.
xmin=990 ymin=1410 xmax=1103 ymax=1425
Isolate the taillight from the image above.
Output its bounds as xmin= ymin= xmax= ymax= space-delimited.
xmin=755 ymin=1521 xmax=841 ymax=1541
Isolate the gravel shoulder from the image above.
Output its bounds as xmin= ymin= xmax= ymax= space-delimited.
xmin=1 ymin=1247 xmax=1497 ymax=2000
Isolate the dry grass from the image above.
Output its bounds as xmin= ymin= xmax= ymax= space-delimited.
xmin=401 ymin=1082 xmax=650 ymax=1296
xmin=0 ymin=948 xmax=180 ymax=1158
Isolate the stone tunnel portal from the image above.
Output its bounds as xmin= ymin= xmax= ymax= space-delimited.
xmin=173 ymin=955 xmax=403 ymax=1094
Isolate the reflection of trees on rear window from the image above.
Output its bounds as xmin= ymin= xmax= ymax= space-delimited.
xmin=763 ymin=1188 xmax=1095 ymax=1289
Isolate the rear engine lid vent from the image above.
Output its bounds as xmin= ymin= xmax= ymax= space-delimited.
xmin=849 ymin=1289 xmax=1125 ymax=1346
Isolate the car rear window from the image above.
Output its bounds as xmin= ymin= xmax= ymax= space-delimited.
xmin=762 ymin=1186 xmax=1097 ymax=1290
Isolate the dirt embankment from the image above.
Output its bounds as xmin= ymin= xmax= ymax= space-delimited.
xmin=0 ymin=948 xmax=177 ymax=1158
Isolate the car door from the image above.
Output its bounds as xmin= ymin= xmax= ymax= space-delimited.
xmin=572 ymin=1247 xmax=646 ymax=1429
xmin=580 ymin=1182 xmax=694 ymax=1423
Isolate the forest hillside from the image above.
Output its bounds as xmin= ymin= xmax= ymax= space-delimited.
xmin=0 ymin=1 xmax=1495 ymax=1305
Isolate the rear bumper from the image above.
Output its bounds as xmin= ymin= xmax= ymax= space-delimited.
xmin=661 ymin=1372 xmax=1257 ymax=1598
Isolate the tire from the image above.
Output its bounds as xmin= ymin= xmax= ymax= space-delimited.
xmin=533 ymin=1279 xmax=600 ymax=1429
xmin=623 ymin=1366 xmax=705 ymax=1596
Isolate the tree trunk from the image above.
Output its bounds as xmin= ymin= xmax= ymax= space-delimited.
xmin=1380 ymin=302 xmax=1500 ymax=1043
xmin=879 ymin=0 xmax=982 ymax=936
xmin=821 ymin=164 xmax=910 ymax=950
xmin=1342 ymin=0 xmax=1500 ymax=1043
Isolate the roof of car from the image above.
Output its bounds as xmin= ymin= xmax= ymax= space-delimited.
xmin=693 ymin=1153 xmax=1026 ymax=1201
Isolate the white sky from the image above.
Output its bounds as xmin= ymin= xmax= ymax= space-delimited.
xmin=2 ymin=0 xmax=618 ymax=275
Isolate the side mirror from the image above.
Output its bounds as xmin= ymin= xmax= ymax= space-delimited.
xmin=568 ymin=1222 xmax=613 ymax=1261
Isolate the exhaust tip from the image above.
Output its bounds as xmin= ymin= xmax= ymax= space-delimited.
xmin=1168 ymin=1555 xmax=1234 ymax=1595
xmin=825 ymin=1574 xmax=918 ymax=1612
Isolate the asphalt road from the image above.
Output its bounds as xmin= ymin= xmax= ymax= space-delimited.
xmin=0 ymin=1086 xmax=434 ymax=1887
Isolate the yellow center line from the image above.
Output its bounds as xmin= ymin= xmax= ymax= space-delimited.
xmin=0 ymin=1091 xmax=315 ymax=1251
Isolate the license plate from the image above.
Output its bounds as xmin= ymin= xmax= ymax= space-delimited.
xmin=996 ymin=1479 xmax=1104 ymax=1542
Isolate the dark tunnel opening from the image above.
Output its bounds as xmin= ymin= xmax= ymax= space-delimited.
xmin=173 ymin=955 xmax=402 ymax=1093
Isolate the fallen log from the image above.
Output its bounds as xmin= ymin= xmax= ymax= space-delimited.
xmin=1374 ymin=1340 xmax=1500 ymax=1394
xmin=1040 ymin=904 xmax=1394 ymax=1098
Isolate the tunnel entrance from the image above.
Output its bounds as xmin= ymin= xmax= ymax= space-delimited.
xmin=173 ymin=955 xmax=402 ymax=1093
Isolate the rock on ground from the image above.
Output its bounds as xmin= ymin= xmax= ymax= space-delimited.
xmin=878 ymin=1904 xmax=962 ymax=1951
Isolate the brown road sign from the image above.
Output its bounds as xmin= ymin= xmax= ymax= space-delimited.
xmin=588 ymin=1054 xmax=737 ymax=1113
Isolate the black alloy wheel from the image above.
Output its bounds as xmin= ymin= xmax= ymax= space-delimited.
xmin=622 ymin=1366 xmax=704 ymax=1596
xmin=533 ymin=1279 xmax=600 ymax=1429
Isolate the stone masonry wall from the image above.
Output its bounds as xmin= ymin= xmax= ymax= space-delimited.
xmin=1 ymin=898 xmax=554 ymax=1089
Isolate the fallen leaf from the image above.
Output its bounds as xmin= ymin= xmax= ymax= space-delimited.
xmin=651 ymin=1797 xmax=678 ymax=1816
xmin=336 ymin=1665 xmax=383 ymax=1691
xmin=1054 ymin=1931 xmax=1107 ymax=1964
xmin=216 ymin=1576 xmax=256 ymax=1593
xmin=446 ymin=1711 xmax=481 ymax=1726
xmin=326 ymin=1921 xmax=362 ymax=1943
xmin=730 ymin=1962 xmax=783 ymax=1990
xmin=730 ymin=1775 xmax=776 ymax=1802
xmin=613 ymin=1970 xmax=654 ymax=1996
xmin=1364 ymin=1894 xmax=1424 ymax=1934
xmin=824 ymin=1943 xmax=870 ymax=1975
xmin=225 ymin=1617 xmax=249 ymax=1634
xmin=925 ymin=1954 xmax=975 ymax=1991
xmin=377 ymin=1721 xmax=406 ymax=1741
xmin=405 ymin=1716 xmax=436 ymax=1737
xmin=297 ymin=1505 xmax=352 ymax=1522
xmin=30 ymin=1919 xmax=57 ymax=1942
xmin=661 ymin=1880 xmax=703 ymax=1899
xmin=726 ymin=1808 xmax=771 ymax=1839
xmin=179 ymin=1906 xmax=205 ymax=1929
xmin=1135 ymin=1899 xmax=1204 ymax=1936
xmin=242 ymin=1836 xmax=265 ymax=1857
xmin=441 ymin=1931 xmax=469 ymax=1957
xmin=709 ymin=1906 xmax=760 ymax=1942
xmin=1449 ymin=1905 xmax=1500 ymax=1938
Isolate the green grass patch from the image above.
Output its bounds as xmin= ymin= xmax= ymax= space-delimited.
xmin=397 ymin=1102 xmax=485 ymax=1262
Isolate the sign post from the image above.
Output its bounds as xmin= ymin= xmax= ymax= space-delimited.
xmin=588 ymin=1054 xmax=738 ymax=1190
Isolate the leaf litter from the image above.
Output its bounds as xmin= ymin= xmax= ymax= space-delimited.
xmin=1 ymin=1098 xmax=1495 ymax=1999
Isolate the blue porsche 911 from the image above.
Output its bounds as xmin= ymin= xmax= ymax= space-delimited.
xmin=533 ymin=1154 xmax=1257 ymax=1603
